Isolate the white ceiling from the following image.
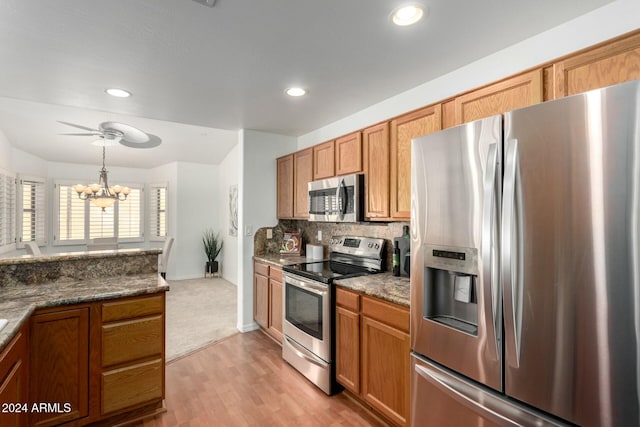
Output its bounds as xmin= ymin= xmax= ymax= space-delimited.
xmin=0 ymin=0 xmax=613 ymax=168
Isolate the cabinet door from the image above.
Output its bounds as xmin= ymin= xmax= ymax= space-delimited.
xmin=390 ymin=105 xmax=442 ymax=219
xmin=254 ymin=273 xmax=269 ymax=329
xmin=30 ymin=308 xmax=89 ymax=427
xmin=293 ymin=148 xmax=313 ymax=219
xmin=277 ymin=154 xmax=294 ymax=219
xmin=363 ymin=122 xmax=390 ymax=220
xmin=553 ymin=32 xmax=640 ymax=98
xmin=362 ymin=316 xmax=410 ymax=427
xmin=454 ymin=69 xmax=543 ymax=125
xmin=313 ymin=140 xmax=335 ymax=180
xmin=0 ymin=327 xmax=28 ymax=427
xmin=335 ymin=132 xmax=362 ymax=176
xmin=268 ymin=278 xmax=283 ymax=343
xmin=336 ymin=306 xmax=360 ymax=394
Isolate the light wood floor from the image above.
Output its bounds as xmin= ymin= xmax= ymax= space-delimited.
xmin=132 ymin=330 xmax=387 ymax=427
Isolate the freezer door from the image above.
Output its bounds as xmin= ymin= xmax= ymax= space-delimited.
xmin=411 ymin=115 xmax=502 ymax=391
xmin=502 ymin=79 xmax=640 ymax=426
xmin=411 ymin=353 xmax=568 ymax=427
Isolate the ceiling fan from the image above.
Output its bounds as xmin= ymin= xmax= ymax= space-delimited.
xmin=59 ymin=121 xmax=162 ymax=149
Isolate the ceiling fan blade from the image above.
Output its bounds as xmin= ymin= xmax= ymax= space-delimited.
xmin=58 ymin=121 xmax=100 ymax=132
xmin=59 ymin=132 xmax=103 ymax=136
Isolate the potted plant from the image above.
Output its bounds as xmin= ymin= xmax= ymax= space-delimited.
xmin=203 ymin=229 xmax=223 ymax=274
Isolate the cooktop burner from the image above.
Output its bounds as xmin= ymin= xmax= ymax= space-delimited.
xmin=282 ymin=235 xmax=385 ymax=284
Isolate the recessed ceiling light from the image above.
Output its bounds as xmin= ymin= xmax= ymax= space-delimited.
xmin=105 ymin=88 xmax=132 ymax=98
xmin=392 ymin=4 xmax=425 ymax=26
xmin=285 ymin=87 xmax=307 ymax=97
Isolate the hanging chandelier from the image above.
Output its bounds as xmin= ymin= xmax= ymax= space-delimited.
xmin=72 ymin=145 xmax=129 ymax=211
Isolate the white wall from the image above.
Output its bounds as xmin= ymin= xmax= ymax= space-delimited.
xmin=173 ymin=162 xmax=219 ymax=280
xmin=218 ymin=144 xmax=240 ymax=285
xmin=237 ymin=130 xmax=296 ymax=332
xmin=298 ymin=0 xmax=640 ymax=148
xmin=0 ymin=130 xmax=14 ymax=171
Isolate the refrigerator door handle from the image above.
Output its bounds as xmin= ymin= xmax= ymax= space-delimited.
xmin=481 ymin=143 xmax=500 ymax=359
xmin=501 ymin=138 xmax=523 ymax=368
xmin=415 ymin=363 xmax=521 ymax=427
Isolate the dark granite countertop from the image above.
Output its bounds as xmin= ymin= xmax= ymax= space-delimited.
xmin=0 ymin=248 xmax=161 ymax=266
xmin=253 ymin=254 xmax=318 ymax=268
xmin=334 ymin=272 xmax=410 ymax=307
xmin=0 ymin=273 xmax=168 ymax=352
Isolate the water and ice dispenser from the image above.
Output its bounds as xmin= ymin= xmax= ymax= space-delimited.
xmin=423 ymin=244 xmax=479 ymax=335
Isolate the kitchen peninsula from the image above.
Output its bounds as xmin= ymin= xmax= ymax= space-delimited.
xmin=0 ymin=248 xmax=168 ymax=426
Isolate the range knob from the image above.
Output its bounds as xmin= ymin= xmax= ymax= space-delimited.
xmin=374 ymin=243 xmax=380 ymax=249
xmin=368 ymin=243 xmax=373 ymax=248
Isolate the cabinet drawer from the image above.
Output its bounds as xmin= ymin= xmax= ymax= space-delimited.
xmin=101 ymin=358 xmax=163 ymax=415
xmin=270 ymin=266 xmax=282 ymax=282
xmin=254 ymin=261 xmax=269 ymax=277
xmin=102 ymin=316 xmax=163 ymax=367
xmin=336 ymin=287 xmax=360 ymax=312
xmin=362 ymin=296 xmax=409 ymax=333
xmin=0 ymin=329 xmax=26 ymax=380
xmin=102 ymin=295 xmax=164 ymax=322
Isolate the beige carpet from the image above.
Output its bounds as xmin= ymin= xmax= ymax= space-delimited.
xmin=165 ymin=277 xmax=238 ymax=362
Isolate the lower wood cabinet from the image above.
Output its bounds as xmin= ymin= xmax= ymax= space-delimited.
xmin=30 ymin=307 xmax=90 ymax=427
xmin=22 ymin=292 xmax=166 ymax=426
xmin=335 ymin=287 xmax=410 ymax=427
xmin=254 ymin=261 xmax=283 ymax=343
xmin=0 ymin=324 xmax=28 ymax=427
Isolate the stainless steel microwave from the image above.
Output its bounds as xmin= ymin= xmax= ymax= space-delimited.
xmin=308 ymin=173 xmax=364 ymax=222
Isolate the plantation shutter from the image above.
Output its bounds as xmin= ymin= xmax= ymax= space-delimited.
xmin=149 ymin=184 xmax=167 ymax=241
xmin=19 ymin=176 xmax=47 ymax=246
xmin=0 ymin=171 xmax=16 ymax=248
xmin=117 ymin=186 xmax=142 ymax=240
xmin=89 ymin=204 xmax=115 ymax=239
xmin=57 ymin=183 xmax=86 ymax=242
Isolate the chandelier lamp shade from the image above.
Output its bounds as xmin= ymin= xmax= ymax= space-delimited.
xmin=72 ymin=145 xmax=129 ymax=211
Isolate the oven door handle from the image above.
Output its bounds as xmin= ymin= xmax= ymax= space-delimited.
xmin=284 ymin=336 xmax=329 ymax=368
xmin=285 ymin=275 xmax=328 ymax=295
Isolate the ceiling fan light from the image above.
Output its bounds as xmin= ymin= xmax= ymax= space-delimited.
xmin=105 ymin=88 xmax=132 ymax=98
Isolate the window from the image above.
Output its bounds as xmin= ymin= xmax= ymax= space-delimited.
xmin=54 ymin=181 xmax=143 ymax=244
xmin=18 ymin=176 xmax=47 ymax=246
xmin=0 ymin=169 xmax=16 ymax=251
xmin=149 ymin=183 xmax=168 ymax=241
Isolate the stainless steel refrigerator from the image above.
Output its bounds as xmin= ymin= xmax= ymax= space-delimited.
xmin=410 ymin=79 xmax=640 ymax=427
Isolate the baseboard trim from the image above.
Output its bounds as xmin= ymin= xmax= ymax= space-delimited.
xmin=238 ymin=322 xmax=260 ymax=333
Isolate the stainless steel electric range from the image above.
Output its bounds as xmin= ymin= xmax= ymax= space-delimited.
xmin=281 ymin=235 xmax=385 ymax=394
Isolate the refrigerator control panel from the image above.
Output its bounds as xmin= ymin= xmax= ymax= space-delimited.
xmin=424 ymin=244 xmax=478 ymax=275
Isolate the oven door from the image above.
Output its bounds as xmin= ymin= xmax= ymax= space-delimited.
xmin=282 ymin=273 xmax=331 ymax=362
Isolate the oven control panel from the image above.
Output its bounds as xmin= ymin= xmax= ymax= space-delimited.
xmin=329 ymin=235 xmax=385 ymax=258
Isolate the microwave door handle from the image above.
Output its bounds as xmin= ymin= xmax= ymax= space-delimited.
xmin=334 ymin=180 xmax=342 ymax=217
xmin=337 ymin=177 xmax=346 ymax=220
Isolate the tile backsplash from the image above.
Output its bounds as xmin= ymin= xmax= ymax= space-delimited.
xmin=255 ymin=220 xmax=409 ymax=272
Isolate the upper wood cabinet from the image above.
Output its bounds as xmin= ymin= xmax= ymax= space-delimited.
xmin=553 ymin=32 xmax=640 ymax=98
xmin=276 ymin=154 xmax=294 ymax=219
xmin=454 ymin=69 xmax=543 ymax=125
xmin=293 ymin=148 xmax=313 ymax=219
xmin=335 ymin=132 xmax=362 ymax=176
xmin=313 ymin=140 xmax=335 ymax=180
xmin=363 ymin=122 xmax=390 ymax=220
xmin=390 ymin=105 xmax=442 ymax=219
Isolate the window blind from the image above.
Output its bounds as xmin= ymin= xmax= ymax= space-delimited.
xmin=57 ymin=184 xmax=86 ymax=241
xmin=149 ymin=184 xmax=167 ymax=241
xmin=0 ymin=172 xmax=16 ymax=247
xmin=89 ymin=204 xmax=115 ymax=239
xmin=19 ymin=176 xmax=47 ymax=245
xmin=117 ymin=186 xmax=142 ymax=240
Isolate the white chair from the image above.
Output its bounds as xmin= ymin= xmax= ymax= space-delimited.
xmin=159 ymin=237 xmax=174 ymax=279
xmin=24 ymin=241 xmax=41 ymax=256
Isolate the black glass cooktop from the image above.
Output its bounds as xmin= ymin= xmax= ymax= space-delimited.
xmin=283 ymin=260 xmax=378 ymax=284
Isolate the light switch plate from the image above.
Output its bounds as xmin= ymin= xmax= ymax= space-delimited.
xmin=266 ymin=228 xmax=273 ymax=239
